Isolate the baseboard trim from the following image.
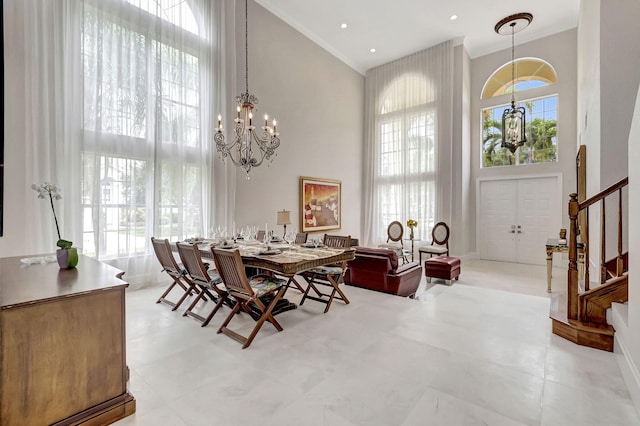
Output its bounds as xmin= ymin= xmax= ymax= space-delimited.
xmin=614 ymin=333 xmax=640 ymax=417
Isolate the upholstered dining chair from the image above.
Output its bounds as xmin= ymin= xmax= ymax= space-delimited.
xmin=418 ymin=222 xmax=450 ymax=264
xmin=295 ymin=232 xmax=308 ymax=244
xmin=378 ymin=221 xmax=410 ymax=263
xmin=211 ymin=248 xmax=291 ymax=349
xmin=176 ymin=242 xmax=229 ymax=327
xmin=299 ymin=234 xmax=351 ymax=313
xmin=151 ymin=237 xmax=197 ymax=311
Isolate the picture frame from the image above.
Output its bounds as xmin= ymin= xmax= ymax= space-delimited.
xmin=300 ymin=176 xmax=341 ymax=233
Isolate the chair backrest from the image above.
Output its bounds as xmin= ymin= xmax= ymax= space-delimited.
xmin=210 ymin=248 xmax=253 ymax=297
xmin=255 ymin=230 xmax=266 ymax=241
xmin=151 ymin=237 xmax=182 ymax=275
xmin=323 ymin=234 xmax=351 ymax=248
xmin=295 ymin=232 xmax=308 ymax=244
xmin=386 ymin=221 xmax=404 ymax=243
xmin=431 ymin=222 xmax=450 ymax=247
xmin=176 ymin=242 xmax=212 ymax=285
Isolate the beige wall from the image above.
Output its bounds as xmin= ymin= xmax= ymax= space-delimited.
xmin=232 ymin=1 xmax=364 ymax=239
xmin=469 ymin=29 xmax=579 ymax=252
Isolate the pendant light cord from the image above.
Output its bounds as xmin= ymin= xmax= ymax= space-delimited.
xmin=245 ymin=0 xmax=249 ymax=94
xmin=510 ymin=22 xmax=515 ymax=105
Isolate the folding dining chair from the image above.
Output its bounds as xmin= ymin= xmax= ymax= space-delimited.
xmin=211 ymin=247 xmax=292 ymax=349
xmin=299 ymin=234 xmax=351 ymax=313
xmin=151 ymin=237 xmax=197 ymax=311
xmin=176 ymin=242 xmax=229 ymax=327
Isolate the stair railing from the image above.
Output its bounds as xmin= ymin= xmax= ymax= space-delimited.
xmin=567 ymin=177 xmax=628 ymax=321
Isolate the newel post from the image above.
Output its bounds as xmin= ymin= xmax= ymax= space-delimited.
xmin=567 ymin=193 xmax=579 ymax=320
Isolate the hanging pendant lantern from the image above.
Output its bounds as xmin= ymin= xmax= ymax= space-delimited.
xmin=495 ymin=12 xmax=533 ymax=154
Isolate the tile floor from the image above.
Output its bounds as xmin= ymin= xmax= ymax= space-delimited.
xmin=115 ymin=260 xmax=640 ymax=426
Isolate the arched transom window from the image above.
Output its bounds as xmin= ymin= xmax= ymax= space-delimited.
xmin=481 ymin=58 xmax=559 ymax=167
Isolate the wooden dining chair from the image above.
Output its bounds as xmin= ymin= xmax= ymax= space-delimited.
xmin=295 ymin=232 xmax=308 ymax=244
xmin=418 ymin=222 xmax=450 ymax=263
xmin=211 ymin=248 xmax=292 ymax=349
xmin=151 ymin=237 xmax=197 ymax=311
xmin=299 ymin=234 xmax=351 ymax=313
xmin=256 ymin=230 xmax=266 ymax=242
xmin=378 ymin=221 xmax=410 ymax=263
xmin=176 ymin=242 xmax=229 ymax=327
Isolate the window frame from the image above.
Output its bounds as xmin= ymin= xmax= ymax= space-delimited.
xmin=80 ymin=0 xmax=206 ymax=259
xmin=479 ymin=57 xmax=560 ymax=169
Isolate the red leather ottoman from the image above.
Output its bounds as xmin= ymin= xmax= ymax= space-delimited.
xmin=425 ymin=256 xmax=461 ymax=284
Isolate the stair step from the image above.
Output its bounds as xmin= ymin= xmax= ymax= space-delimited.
xmin=579 ymin=274 xmax=628 ymax=323
xmin=549 ymin=291 xmax=614 ymax=352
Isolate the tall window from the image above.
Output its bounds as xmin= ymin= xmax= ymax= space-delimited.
xmin=375 ymin=73 xmax=436 ymax=239
xmin=481 ymin=58 xmax=558 ymax=168
xmin=81 ymin=0 xmax=205 ymax=258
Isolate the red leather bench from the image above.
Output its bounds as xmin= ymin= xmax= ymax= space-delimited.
xmin=424 ymin=255 xmax=461 ymax=284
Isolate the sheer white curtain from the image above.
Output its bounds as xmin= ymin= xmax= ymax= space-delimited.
xmin=13 ymin=0 xmax=236 ymax=287
xmin=362 ymin=41 xmax=453 ymax=247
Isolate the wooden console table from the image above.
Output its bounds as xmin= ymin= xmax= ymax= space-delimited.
xmin=545 ymin=238 xmax=585 ymax=293
xmin=0 ymin=255 xmax=136 ymax=425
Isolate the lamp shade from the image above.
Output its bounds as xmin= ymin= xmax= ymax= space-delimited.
xmin=277 ymin=210 xmax=291 ymax=225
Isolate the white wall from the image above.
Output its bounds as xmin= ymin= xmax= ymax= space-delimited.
xmin=577 ymin=1 xmax=639 ymax=268
xmin=619 ymin=81 xmax=640 ymax=412
xmin=577 ymin=0 xmax=601 ymax=197
xmin=469 ymin=29 xmax=579 ymax=254
xmin=0 ymin=0 xmax=36 ymax=258
xmin=451 ymin=44 xmax=472 ymax=256
xmin=232 ymin=1 xmax=364 ymax=240
xmin=600 ymin=2 xmax=640 ymax=187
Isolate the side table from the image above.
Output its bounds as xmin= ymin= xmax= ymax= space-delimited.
xmin=545 ymin=238 xmax=585 ymax=293
xmin=404 ymin=237 xmax=421 ymax=262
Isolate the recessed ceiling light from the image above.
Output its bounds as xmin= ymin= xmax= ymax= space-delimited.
xmin=369 ymin=48 xmax=376 ymax=53
xmin=450 ymin=14 xmax=458 ymax=21
xmin=340 ymin=23 xmax=348 ymax=29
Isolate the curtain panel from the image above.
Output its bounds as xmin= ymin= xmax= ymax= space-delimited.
xmin=362 ymin=41 xmax=453 ymax=247
xmin=12 ymin=0 xmax=236 ymax=287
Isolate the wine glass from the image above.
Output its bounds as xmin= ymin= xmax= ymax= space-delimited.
xmin=285 ymin=230 xmax=295 ymax=246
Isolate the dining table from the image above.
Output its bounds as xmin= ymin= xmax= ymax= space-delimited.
xmin=175 ymin=238 xmax=356 ymax=292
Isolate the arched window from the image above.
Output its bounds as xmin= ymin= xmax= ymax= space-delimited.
xmin=126 ymin=0 xmax=199 ymax=34
xmin=481 ymin=58 xmax=558 ymax=167
xmin=81 ymin=0 xmax=207 ymax=258
xmin=374 ymin=72 xmax=436 ymax=238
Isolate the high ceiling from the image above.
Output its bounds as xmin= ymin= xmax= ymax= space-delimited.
xmin=254 ymin=0 xmax=581 ymax=74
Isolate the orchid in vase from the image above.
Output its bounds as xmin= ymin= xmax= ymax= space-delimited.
xmin=32 ymin=182 xmax=78 ymax=268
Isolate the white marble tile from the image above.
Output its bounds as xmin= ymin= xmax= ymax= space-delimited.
xmin=403 ymin=386 xmax=528 ymax=426
xmin=113 ymin=261 xmax=640 ymax=426
xmin=541 ymin=379 xmax=640 ymax=426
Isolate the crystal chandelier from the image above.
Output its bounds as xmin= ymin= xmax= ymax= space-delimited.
xmin=215 ymin=0 xmax=280 ymax=179
xmin=494 ymin=12 xmax=532 ymax=154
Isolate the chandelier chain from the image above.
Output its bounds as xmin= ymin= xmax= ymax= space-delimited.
xmin=244 ymin=0 xmax=249 ymax=94
xmin=511 ymin=23 xmax=515 ymax=104
xmin=214 ymin=0 xmax=281 ymax=178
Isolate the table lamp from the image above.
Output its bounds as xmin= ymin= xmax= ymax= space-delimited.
xmin=277 ymin=209 xmax=291 ymax=237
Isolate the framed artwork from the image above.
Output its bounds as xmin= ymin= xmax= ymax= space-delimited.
xmin=300 ymin=176 xmax=341 ymax=233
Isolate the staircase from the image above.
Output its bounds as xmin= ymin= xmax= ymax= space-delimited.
xmin=550 ymin=176 xmax=629 ymax=351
